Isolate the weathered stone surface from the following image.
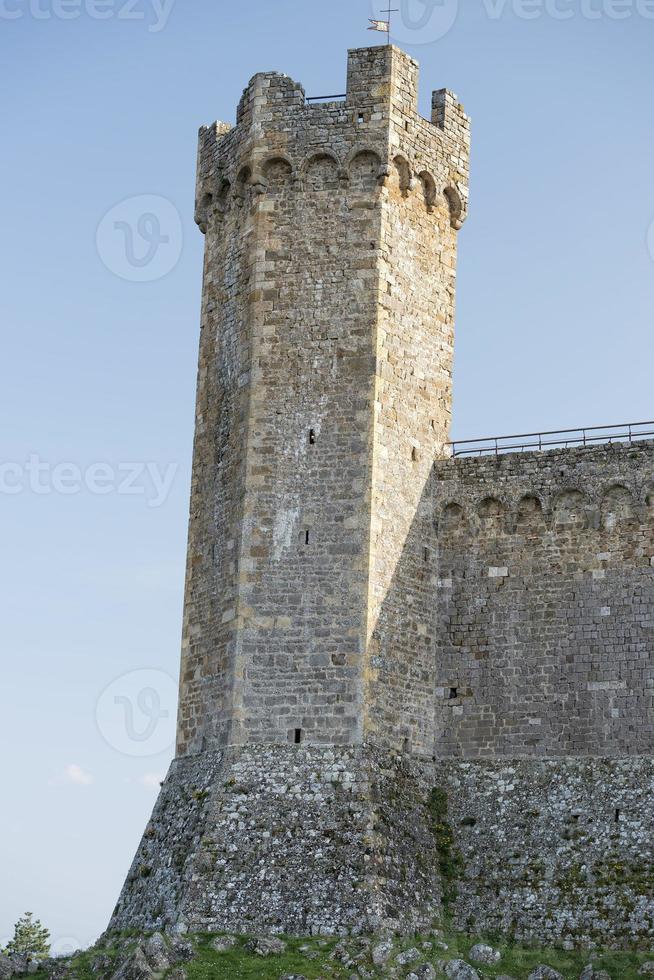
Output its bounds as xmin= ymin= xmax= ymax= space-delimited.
xmin=143 ymin=934 xmax=169 ymax=971
xmin=528 ymin=968 xmax=564 ymax=980
xmin=409 ymin=966 xmax=437 ymax=980
xmin=111 ymin=948 xmax=154 ymax=980
xmin=372 ymin=941 xmax=393 ymax=967
xmin=579 ymin=967 xmax=612 ymax=980
xmin=169 ymin=939 xmax=195 ymax=964
xmin=468 ymin=943 xmax=500 ymax=965
xmin=210 ymin=936 xmax=238 ymax=952
xmin=111 ymin=745 xmax=442 ymax=936
xmin=0 ymin=955 xmax=13 ymax=979
xmin=443 ymin=961 xmax=480 ymax=980
xmin=246 ymin=937 xmax=287 ymax=957
xmin=396 ymin=948 xmax=421 ymax=966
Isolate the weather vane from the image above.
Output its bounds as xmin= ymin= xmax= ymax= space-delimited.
xmin=368 ymin=2 xmax=399 ymax=44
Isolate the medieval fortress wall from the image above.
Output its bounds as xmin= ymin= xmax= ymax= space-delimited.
xmin=111 ymin=45 xmax=654 ymax=946
xmin=433 ymin=441 xmax=654 ymax=759
xmin=430 ymin=442 xmax=654 ymax=942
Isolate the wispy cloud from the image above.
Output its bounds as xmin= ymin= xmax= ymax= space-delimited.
xmin=49 ymin=763 xmax=94 ymax=787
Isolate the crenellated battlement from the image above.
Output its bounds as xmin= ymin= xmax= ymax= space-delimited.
xmin=435 ymin=440 xmax=654 ymax=535
xmin=194 ymin=45 xmax=470 ymax=234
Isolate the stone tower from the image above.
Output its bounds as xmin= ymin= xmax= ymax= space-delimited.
xmin=110 ymin=45 xmax=470 ymax=937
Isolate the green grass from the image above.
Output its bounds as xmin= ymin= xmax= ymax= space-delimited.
xmin=31 ymin=928 xmax=654 ymax=979
xmin=184 ymin=934 xmax=340 ymax=979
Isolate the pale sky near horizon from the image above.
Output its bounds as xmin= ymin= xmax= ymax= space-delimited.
xmin=1 ymin=0 xmax=653 ymax=951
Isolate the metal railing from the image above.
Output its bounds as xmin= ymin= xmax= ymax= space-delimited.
xmin=449 ymin=421 xmax=654 ymax=458
xmin=306 ymin=93 xmax=347 ymax=103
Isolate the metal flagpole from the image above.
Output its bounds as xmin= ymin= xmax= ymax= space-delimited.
xmin=384 ymin=2 xmax=399 ymax=43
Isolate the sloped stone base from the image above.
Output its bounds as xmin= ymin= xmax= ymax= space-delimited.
xmin=109 ymin=744 xmax=442 ymax=937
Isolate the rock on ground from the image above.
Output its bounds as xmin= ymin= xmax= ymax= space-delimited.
xmin=371 ymin=940 xmax=393 ymax=967
xmin=443 ymin=960 xmax=481 ymax=980
xmin=396 ymin=948 xmax=421 ymax=966
xmin=245 ymin=936 xmax=287 ymax=957
xmin=469 ymin=943 xmax=501 ymax=965
xmin=210 ymin=936 xmax=238 ymax=952
xmin=143 ymin=933 xmax=170 ymax=972
xmin=407 ymin=965 xmax=436 ymax=980
xmin=528 ymin=968 xmax=565 ymax=980
xmin=111 ymin=947 xmax=155 ymax=980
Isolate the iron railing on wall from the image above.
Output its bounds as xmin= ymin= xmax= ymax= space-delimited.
xmin=449 ymin=421 xmax=654 ymax=458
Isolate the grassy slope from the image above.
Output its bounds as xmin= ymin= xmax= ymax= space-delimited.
xmin=33 ymin=929 xmax=654 ymax=980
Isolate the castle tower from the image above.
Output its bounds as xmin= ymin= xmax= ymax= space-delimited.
xmin=110 ymin=45 xmax=470 ymax=937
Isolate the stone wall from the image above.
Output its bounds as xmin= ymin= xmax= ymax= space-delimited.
xmin=443 ymin=758 xmax=654 ymax=947
xmin=110 ymin=745 xmax=442 ymax=938
xmin=432 ymin=441 xmax=654 ymax=759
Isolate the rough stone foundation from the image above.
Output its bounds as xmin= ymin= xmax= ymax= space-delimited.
xmin=110 ymin=745 xmax=442 ymax=937
xmin=444 ymin=758 xmax=654 ymax=947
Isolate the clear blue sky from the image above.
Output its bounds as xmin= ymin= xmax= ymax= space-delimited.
xmin=1 ymin=0 xmax=653 ymax=952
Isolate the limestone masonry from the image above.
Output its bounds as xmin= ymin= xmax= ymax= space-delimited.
xmin=110 ymin=46 xmax=654 ymax=945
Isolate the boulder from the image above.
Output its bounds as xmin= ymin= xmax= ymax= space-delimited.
xmin=246 ymin=936 xmax=287 ymax=957
xmin=143 ymin=934 xmax=170 ymax=972
xmin=111 ymin=947 xmax=155 ymax=980
xmin=408 ymin=965 xmax=437 ymax=980
xmin=639 ymin=966 xmax=654 ymax=978
xmin=469 ymin=944 xmax=501 ymax=965
xmin=0 ymin=956 xmax=13 ymax=980
xmin=580 ymin=967 xmax=612 ymax=980
xmin=210 ymin=936 xmax=238 ymax=953
xmin=444 ymin=961 xmax=480 ymax=980
xmin=169 ymin=939 xmax=195 ymax=964
xmin=396 ymin=948 xmax=421 ymax=966
xmin=371 ymin=941 xmax=393 ymax=967
xmin=528 ymin=968 xmax=564 ymax=980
